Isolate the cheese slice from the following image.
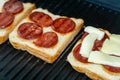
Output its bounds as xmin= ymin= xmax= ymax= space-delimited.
xmin=110 ymin=34 xmax=120 ymax=43
xmin=84 ymin=26 xmax=105 ymax=40
xmin=101 ymin=36 xmax=120 ymax=56
xmin=80 ymin=33 xmax=98 ymax=57
xmin=88 ymin=51 xmax=120 ymax=67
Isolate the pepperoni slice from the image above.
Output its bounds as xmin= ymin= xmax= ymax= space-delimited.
xmin=92 ymin=33 xmax=109 ymax=51
xmin=52 ymin=18 xmax=75 ymax=33
xmin=3 ymin=0 xmax=23 ymax=14
xmin=29 ymin=12 xmax=53 ymax=27
xmin=73 ymin=44 xmax=88 ymax=63
xmin=34 ymin=32 xmax=58 ymax=48
xmin=81 ymin=32 xmax=89 ymax=41
xmin=0 ymin=12 xmax=14 ymax=29
xmin=103 ymin=65 xmax=120 ymax=73
xmin=18 ymin=22 xmax=43 ymax=39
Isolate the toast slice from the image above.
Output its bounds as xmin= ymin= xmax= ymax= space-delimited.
xmin=67 ymin=27 xmax=120 ymax=80
xmin=9 ymin=8 xmax=84 ymax=63
xmin=0 ymin=0 xmax=35 ymax=44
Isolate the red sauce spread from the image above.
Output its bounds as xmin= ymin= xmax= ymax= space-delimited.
xmin=92 ymin=33 xmax=109 ymax=50
xmin=73 ymin=44 xmax=88 ymax=63
xmin=103 ymin=65 xmax=120 ymax=73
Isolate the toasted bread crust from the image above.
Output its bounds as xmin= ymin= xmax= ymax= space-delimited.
xmin=67 ymin=52 xmax=120 ymax=80
xmin=10 ymin=40 xmax=60 ymax=63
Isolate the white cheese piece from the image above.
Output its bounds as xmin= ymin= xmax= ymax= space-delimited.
xmin=80 ymin=33 xmax=98 ymax=58
xmin=88 ymin=51 xmax=120 ymax=67
xmin=110 ymin=34 xmax=120 ymax=43
xmin=85 ymin=26 xmax=105 ymax=40
xmin=101 ymin=38 xmax=120 ymax=56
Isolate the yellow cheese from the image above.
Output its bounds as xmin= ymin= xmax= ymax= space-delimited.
xmin=88 ymin=51 xmax=120 ymax=67
xmin=80 ymin=33 xmax=97 ymax=57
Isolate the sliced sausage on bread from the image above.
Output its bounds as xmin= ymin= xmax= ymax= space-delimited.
xmin=0 ymin=0 xmax=35 ymax=44
xmin=9 ymin=8 xmax=84 ymax=63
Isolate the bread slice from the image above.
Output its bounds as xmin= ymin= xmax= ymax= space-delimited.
xmin=0 ymin=0 xmax=35 ymax=44
xmin=9 ymin=8 xmax=84 ymax=63
xmin=67 ymin=29 xmax=120 ymax=80
xmin=67 ymin=52 xmax=120 ymax=80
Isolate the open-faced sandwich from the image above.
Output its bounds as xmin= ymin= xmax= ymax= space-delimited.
xmin=9 ymin=8 xmax=84 ymax=63
xmin=67 ymin=26 xmax=120 ymax=80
